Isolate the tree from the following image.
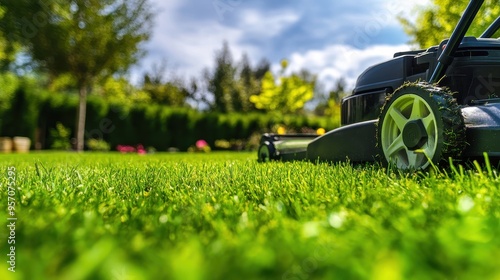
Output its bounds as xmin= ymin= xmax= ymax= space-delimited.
xmin=95 ymin=76 xmax=151 ymax=105
xmin=205 ymin=41 xmax=238 ymax=113
xmin=0 ymin=6 xmax=7 ymax=66
xmin=253 ymin=58 xmax=271 ymax=81
xmin=329 ymin=78 xmax=347 ymax=105
xmin=234 ymin=56 xmax=270 ymax=113
xmin=0 ymin=5 xmax=20 ymax=70
xmin=186 ymin=77 xmax=210 ymax=110
xmin=142 ymin=60 xmax=189 ymax=107
xmin=1 ymin=0 xmax=154 ymax=150
xmin=250 ymin=60 xmax=315 ymax=114
xmin=233 ymin=54 xmax=252 ymax=111
xmin=204 ymin=42 xmax=272 ymax=113
xmin=400 ymin=0 xmax=500 ymax=48
xmin=314 ymin=78 xmax=346 ymax=117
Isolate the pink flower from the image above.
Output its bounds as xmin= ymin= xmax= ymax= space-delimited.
xmin=196 ymin=140 xmax=208 ymax=149
xmin=137 ymin=144 xmax=146 ymax=155
xmin=116 ymin=145 xmax=136 ymax=154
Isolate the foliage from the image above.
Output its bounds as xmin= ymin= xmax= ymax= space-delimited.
xmin=0 ymin=77 xmax=14 ymax=134
xmin=250 ymin=60 xmax=315 ymax=114
xmin=314 ymin=78 xmax=347 ymax=119
xmin=0 ymin=0 xmax=154 ymax=150
xmin=0 ymin=72 xmax=20 ymax=112
xmin=0 ymin=5 xmax=4 ymax=57
xmin=50 ymin=122 xmax=71 ymax=150
xmin=141 ymin=60 xmax=189 ymax=107
xmin=0 ymin=5 xmax=7 ymax=66
xmin=214 ymin=139 xmax=246 ymax=151
xmin=400 ymin=0 xmax=500 ymax=48
xmin=47 ymin=73 xmax=78 ymax=93
xmin=0 ymin=5 xmax=20 ymax=69
xmin=329 ymin=78 xmax=348 ymax=104
xmin=142 ymin=77 xmax=188 ymax=107
xmin=205 ymin=41 xmax=239 ymax=113
xmin=204 ymin=42 xmax=270 ymax=113
xmin=0 ymin=153 xmax=499 ymax=279
xmin=87 ymin=138 xmax=111 ymax=152
xmin=234 ymin=55 xmax=253 ymax=111
xmin=96 ymin=76 xmax=151 ymax=105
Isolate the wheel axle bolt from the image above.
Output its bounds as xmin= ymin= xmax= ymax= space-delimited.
xmin=402 ymin=120 xmax=428 ymax=150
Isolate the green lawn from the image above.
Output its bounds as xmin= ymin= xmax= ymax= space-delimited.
xmin=0 ymin=152 xmax=499 ymax=280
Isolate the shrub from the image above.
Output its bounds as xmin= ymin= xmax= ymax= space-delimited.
xmin=50 ymin=123 xmax=72 ymax=150
xmin=86 ymin=138 xmax=111 ymax=152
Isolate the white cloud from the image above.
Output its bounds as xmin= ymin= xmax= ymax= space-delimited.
xmin=132 ymin=1 xmax=256 ymax=83
xmin=239 ymin=9 xmax=300 ymax=38
xmin=284 ymin=44 xmax=412 ymax=91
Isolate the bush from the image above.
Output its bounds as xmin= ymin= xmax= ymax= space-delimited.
xmin=0 ymin=73 xmax=22 ymax=133
xmin=87 ymin=138 xmax=111 ymax=152
xmin=0 ymin=73 xmax=20 ymax=113
xmin=50 ymin=123 xmax=72 ymax=150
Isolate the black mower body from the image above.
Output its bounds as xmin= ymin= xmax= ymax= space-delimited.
xmin=333 ymin=37 xmax=500 ymax=160
xmin=259 ymin=0 xmax=500 ymax=164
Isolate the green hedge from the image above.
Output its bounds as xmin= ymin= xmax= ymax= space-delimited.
xmin=0 ymin=77 xmax=42 ymax=143
xmin=0 ymin=80 xmax=340 ymax=151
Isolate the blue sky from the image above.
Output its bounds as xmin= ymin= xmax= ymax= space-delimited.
xmin=131 ymin=0 xmax=430 ymax=91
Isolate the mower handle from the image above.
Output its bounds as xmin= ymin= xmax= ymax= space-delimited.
xmin=480 ymin=16 xmax=500 ymax=38
xmin=429 ymin=0 xmax=484 ymax=84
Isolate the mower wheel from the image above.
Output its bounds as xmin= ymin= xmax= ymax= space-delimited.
xmin=378 ymin=83 xmax=466 ymax=170
xmin=258 ymin=141 xmax=277 ymax=162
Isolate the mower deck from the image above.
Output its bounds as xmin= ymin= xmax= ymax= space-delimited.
xmin=462 ymin=101 xmax=500 ymax=158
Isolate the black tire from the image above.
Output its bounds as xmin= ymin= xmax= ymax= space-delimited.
xmin=377 ymin=82 xmax=466 ymax=170
xmin=258 ymin=141 xmax=277 ymax=162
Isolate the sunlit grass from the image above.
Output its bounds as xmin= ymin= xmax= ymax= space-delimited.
xmin=0 ymin=152 xmax=499 ymax=280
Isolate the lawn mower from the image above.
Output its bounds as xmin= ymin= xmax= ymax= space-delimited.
xmin=258 ymin=0 xmax=500 ymax=170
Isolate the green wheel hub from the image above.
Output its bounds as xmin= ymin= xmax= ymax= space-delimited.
xmin=378 ymin=83 xmax=466 ymax=170
xmin=380 ymin=94 xmax=438 ymax=169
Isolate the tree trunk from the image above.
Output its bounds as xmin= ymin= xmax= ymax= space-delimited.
xmin=75 ymin=84 xmax=87 ymax=151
